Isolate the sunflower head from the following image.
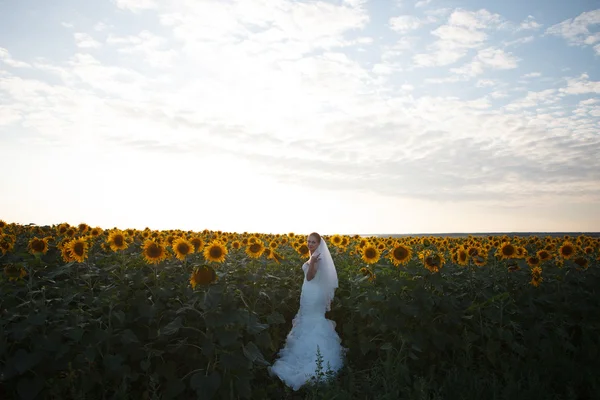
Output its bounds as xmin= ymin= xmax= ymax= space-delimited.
xmin=173 ymin=237 xmax=194 ymax=261
xmin=526 ymin=256 xmax=541 ymax=268
xmin=90 ymin=227 xmax=103 ymax=237
xmin=359 ymin=267 xmax=376 ymax=282
xmin=530 ymin=266 xmax=543 ymax=287
xmin=189 ymin=265 xmax=218 ymax=289
xmin=536 ymin=250 xmax=552 ymax=262
xmin=28 ymin=237 xmax=49 ymax=255
xmin=390 ymin=244 xmax=412 ymax=267
xmin=559 ymin=241 xmax=577 ymax=259
xmin=189 ymin=237 xmax=204 ymax=253
xmin=107 ymin=230 xmax=129 ymax=252
xmin=4 ymin=264 xmax=27 ymax=282
xmin=296 ymin=244 xmax=309 ymax=258
xmin=361 ymin=245 xmax=380 ymax=265
xmin=574 ymin=256 xmax=588 ymax=270
xmin=455 ymin=247 xmax=469 ymax=266
xmin=65 ymin=238 xmax=89 ymax=263
xmin=497 ymin=242 xmax=516 ymax=260
xmin=424 ymin=253 xmax=444 ymax=273
xmin=204 ymin=241 xmax=228 ymax=263
xmin=142 ymin=239 xmax=167 ymax=265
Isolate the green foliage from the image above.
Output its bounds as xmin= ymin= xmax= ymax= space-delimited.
xmin=1 ymin=229 xmax=599 ymax=399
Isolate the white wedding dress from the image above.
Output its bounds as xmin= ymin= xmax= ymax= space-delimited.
xmin=269 ymin=259 xmax=346 ymax=390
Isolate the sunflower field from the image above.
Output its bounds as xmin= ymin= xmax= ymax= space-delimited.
xmin=1 ymin=220 xmax=600 ymax=399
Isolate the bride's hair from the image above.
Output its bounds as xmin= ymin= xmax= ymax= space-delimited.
xmin=308 ymin=232 xmax=321 ymax=244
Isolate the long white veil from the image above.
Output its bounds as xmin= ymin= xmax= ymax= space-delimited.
xmin=316 ymin=238 xmax=338 ymax=311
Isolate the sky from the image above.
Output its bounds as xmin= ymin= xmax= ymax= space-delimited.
xmin=0 ymin=0 xmax=599 ymax=235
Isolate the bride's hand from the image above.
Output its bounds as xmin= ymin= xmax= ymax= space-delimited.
xmin=309 ymin=252 xmax=321 ymax=265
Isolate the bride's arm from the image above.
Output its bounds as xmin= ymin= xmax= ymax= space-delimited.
xmin=306 ymin=253 xmax=320 ymax=281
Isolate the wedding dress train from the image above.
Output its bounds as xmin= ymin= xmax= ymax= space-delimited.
xmin=269 ymin=261 xmax=346 ymax=390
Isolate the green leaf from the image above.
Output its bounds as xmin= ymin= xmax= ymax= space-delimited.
xmin=246 ymin=314 xmax=268 ymax=335
xmin=17 ymin=376 xmax=44 ymax=400
xmin=103 ymin=354 xmax=125 ymax=374
xmin=160 ymin=316 xmax=183 ymax=336
xmin=190 ymin=371 xmax=221 ymax=399
xmin=13 ymin=349 xmax=43 ymax=374
xmin=140 ymin=359 xmax=151 ymax=371
xmin=120 ymin=329 xmax=140 ymax=344
xmin=243 ymin=341 xmax=269 ymax=366
xmin=266 ymin=312 xmax=285 ymax=325
xmin=217 ymin=329 xmax=239 ymax=347
xmin=26 ymin=312 xmax=47 ymax=326
xmin=380 ymin=342 xmax=393 ymax=351
xmin=163 ymin=378 xmax=185 ymax=399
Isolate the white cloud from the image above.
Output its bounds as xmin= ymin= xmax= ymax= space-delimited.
xmin=546 ymin=9 xmax=600 ymax=54
xmin=113 ymin=0 xmax=158 ymax=12
xmin=61 ymin=22 xmax=74 ymax=29
xmin=504 ymin=35 xmax=535 ymax=47
xmin=519 ymin=15 xmax=542 ymax=30
xmin=0 ymin=48 xmax=31 ymax=68
xmin=413 ymin=9 xmax=504 ymax=67
xmin=107 ymin=30 xmax=177 ymax=68
xmin=389 ymin=15 xmax=423 ymax=33
xmin=415 ymin=0 xmax=433 ymax=8
xmin=504 ymin=89 xmax=559 ymax=110
xmin=74 ymin=33 xmax=102 ymax=48
xmin=450 ymin=47 xmax=518 ymax=79
xmin=523 ymin=72 xmax=542 ymax=78
xmin=476 ymin=79 xmax=497 ymax=88
xmin=559 ymin=73 xmax=600 ymax=95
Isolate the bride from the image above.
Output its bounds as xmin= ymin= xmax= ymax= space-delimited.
xmin=269 ymin=232 xmax=346 ymax=390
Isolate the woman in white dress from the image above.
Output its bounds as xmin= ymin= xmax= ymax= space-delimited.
xmin=269 ymin=232 xmax=346 ymax=390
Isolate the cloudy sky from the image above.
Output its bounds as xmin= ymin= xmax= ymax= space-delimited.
xmin=0 ymin=0 xmax=599 ymax=235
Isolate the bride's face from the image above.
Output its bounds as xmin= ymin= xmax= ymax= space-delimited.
xmin=307 ymin=235 xmax=319 ymax=254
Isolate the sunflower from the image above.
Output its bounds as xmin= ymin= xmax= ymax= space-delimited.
xmin=189 ymin=237 xmax=204 ymax=253
xmin=584 ymin=246 xmax=594 ymax=255
xmin=142 ymin=239 xmax=167 ymax=265
xmin=573 ymin=256 xmax=588 ymax=270
xmin=341 ymin=236 xmax=350 ymax=247
xmin=536 ymin=250 xmax=552 ymax=262
xmin=28 ymin=237 xmax=49 ymax=255
xmin=389 ymin=244 xmax=412 ymax=266
xmin=526 ymin=256 xmax=541 ymax=268
xmin=65 ymin=228 xmax=77 ymax=237
xmin=455 ymin=246 xmax=469 ymax=266
xmin=4 ymin=264 xmax=27 ymax=282
xmin=230 ymin=240 xmax=241 ymax=250
xmin=497 ymin=242 xmax=516 ymax=260
xmin=107 ymin=230 xmax=128 ymax=252
xmin=359 ymin=267 xmax=376 ymax=282
xmin=173 ymin=237 xmax=194 ymax=261
xmin=296 ymin=244 xmax=310 ymax=258
xmin=204 ymin=241 xmax=228 ymax=263
xmin=65 ymin=238 xmax=89 ymax=263
xmin=246 ymin=241 xmax=266 ymax=259
xmin=189 ymin=265 xmax=217 ymax=289
xmin=515 ymin=247 xmax=527 ymax=258
xmin=559 ymin=241 xmax=576 ymax=259
xmin=330 ymin=234 xmax=343 ymax=247
xmin=271 ymin=251 xmax=284 ymax=264
xmin=78 ymin=223 xmax=90 ymax=234
xmin=530 ymin=266 xmax=543 ymax=287
xmin=90 ymin=227 xmax=103 ymax=237
xmin=472 ymin=254 xmax=487 ymax=267
xmin=422 ymin=251 xmax=444 ymax=273
xmin=361 ymin=245 xmax=380 ymax=265
xmin=0 ymin=220 xmax=6 ymax=230
xmin=56 ymin=223 xmax=69 ymax=235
